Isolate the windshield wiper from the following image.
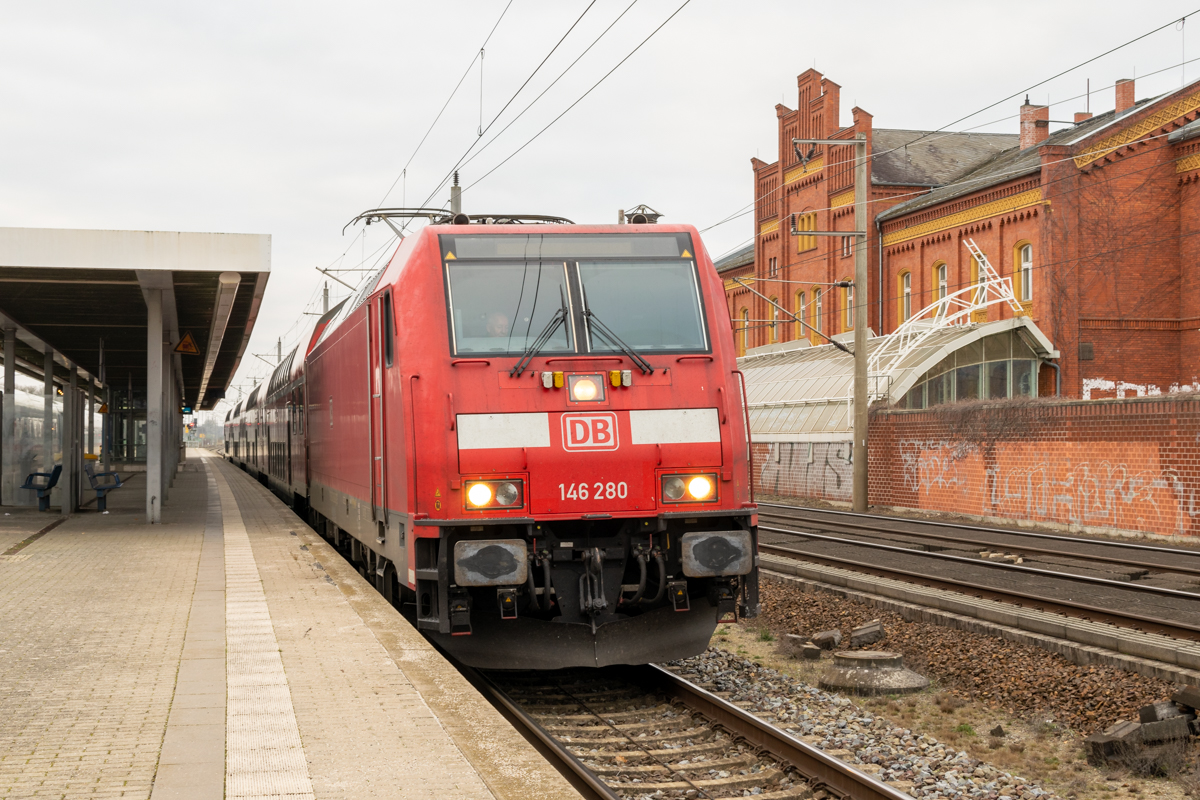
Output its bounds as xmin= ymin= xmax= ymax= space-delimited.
xmin=510 ymin=287 xmax=569 ymax=378
xmin=584 ymin=310 xmax=654 ymax=375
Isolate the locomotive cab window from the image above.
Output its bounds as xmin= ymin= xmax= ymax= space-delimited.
xmin=578 ymin=261 xmax=706 ymax=352
xmin=441 ymin=232 xmax=709 ymax=356
xmin=445 ymin=261 xmax=573 ymax=354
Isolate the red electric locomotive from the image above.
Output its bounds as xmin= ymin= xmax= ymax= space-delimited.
xmin=225 ymin=211 xmax=759 ymax=669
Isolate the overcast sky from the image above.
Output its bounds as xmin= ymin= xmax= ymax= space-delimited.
xmin=3 ymin=0 xmax=1199 ymax=407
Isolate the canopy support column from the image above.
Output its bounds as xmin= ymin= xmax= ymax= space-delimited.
xmin=43 ymin=349 xmax=53 ymax=486
xmin=87 ymin=382 xmax=94 ymax=457
xmin=61 ymin=368 xmax=78 ymax=514
xmin=147 ymin=288 xmax=163 ymax=523
xmin=1 ymin=327 xmax=15 ymax=505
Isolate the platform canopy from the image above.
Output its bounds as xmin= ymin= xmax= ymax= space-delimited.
xmin=0 ymin=226 xmax=270 ymax=521
xmin=738 ymin=317 xmax=1058 ymax=442
xmin=0 ymin=227 xmax=269 ymax=411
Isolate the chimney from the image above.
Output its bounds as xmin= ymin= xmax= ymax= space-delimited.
xmin=1074 ymin=111 xmax=1093 ymax=124
xmin=1020 ymin=96 xmax=1050 ymax=150
xmin=1115 ymin=78 xmax=1135 ymax=114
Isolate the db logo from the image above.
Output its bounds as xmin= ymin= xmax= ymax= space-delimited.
xmin=561 ymin=412 xmax=619 ymax=451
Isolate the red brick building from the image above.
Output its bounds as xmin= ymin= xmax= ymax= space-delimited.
xmin=725 ymin=69 xmax=1200 ymax=399
xmin=723 ymin=69 xmax=1014 ymax=357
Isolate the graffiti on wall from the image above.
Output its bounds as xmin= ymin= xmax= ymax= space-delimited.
xmin=756 ymin=442 xmax=853 ymax=502
xmin=898 ymin=439 xmax=1194 ymax=535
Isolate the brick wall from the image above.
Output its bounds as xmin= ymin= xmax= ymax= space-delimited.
xmin=753 ymin=395 xmax=1200 ymax=538
xmin=754 ymin=441 xmax=853 ymax=503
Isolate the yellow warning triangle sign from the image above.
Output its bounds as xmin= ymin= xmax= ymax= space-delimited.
xmin=445 ymin=252 xmax=456 ymax=260
xmin=98 ymin=403 xmax=109 ymax=413
xmin=434 ymin=489 xmax=441 ymax=497
xmin=681 ymin=249 xmax=692 ymax=258
xmin=174 ymin=331 xmax=200 ymax=355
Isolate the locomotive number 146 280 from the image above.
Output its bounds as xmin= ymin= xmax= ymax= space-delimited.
xmin=559 ymin=481 xmax=628 ymax=500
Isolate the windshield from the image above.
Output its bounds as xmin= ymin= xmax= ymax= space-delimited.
xmin=441 ymin=233 xmax=710 ymax=357
xmin=579 ymin=261 xmax=707 ymax=351
xmin=445 ymin=261 xmax=572 ymax=354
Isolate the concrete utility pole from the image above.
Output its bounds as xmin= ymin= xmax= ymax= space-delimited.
xmin=852 ymin=133 xmax=869 ymax=513
xmin=322 ymin=282 xmax=329 ymax=314
xmin=791 ymin=133 xmax=870 ymax=512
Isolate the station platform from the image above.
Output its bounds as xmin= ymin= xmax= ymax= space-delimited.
xmin=0 ymin=449 xmax=580 ymax=800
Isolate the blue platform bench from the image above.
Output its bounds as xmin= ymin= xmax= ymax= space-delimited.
xmin=84 ymin=463 xmax=123 ymax=512
xmin=20 ymin=464 xmax=61 ymax=512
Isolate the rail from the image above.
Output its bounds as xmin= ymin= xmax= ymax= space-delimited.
xmin=473 ymin=663 xmax=912 ymax=800
xmin=758 ymin=526 xmax=1200 ymax=641
xmin=758 ymin=502 xmax=1200 ymax=565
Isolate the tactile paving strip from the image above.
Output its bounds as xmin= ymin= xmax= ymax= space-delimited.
xmin=217 ymin=471 xmax=315 ymax=800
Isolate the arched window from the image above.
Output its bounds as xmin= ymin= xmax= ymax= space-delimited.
xmin=899 ymin=272 xmax=912 ymax=322
xmin=1016 ymin=242 xmax=1033 ymax=302
xmin=813 ymin=288 xmax=823 ymax=337
xmin=796 ymin=212 xmax=817 ymax=252
xmin=843 ymin=280 xmax=854 ymax=330
xmin=739 ymin=307 xmax=749 ymax=356
xmin=969 ymin=253 xmax=989 ymax=322
xmin=970 ymin=254 xmax=985 ymax=292
xmin=795 ymin=290 xmax=806 ymax=338
xmin=934 ymin=262 xmax=947 ymax=301
xmin=768 ymin=296 xmax=779 ymax=342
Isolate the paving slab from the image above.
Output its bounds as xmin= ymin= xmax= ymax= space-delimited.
xmin=0 ymin=460 xmax=205 ymax=800
xmin=0 ymin=450 xmax=579 ymax=800
xmin=211 ymin=453 xmax=580 ymax=800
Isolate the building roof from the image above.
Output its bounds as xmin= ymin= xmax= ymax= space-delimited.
xmin=737 ymin=317 xmax=1056 ymax=441
xmin=876 ymin=99 xmax=1162 ymax=222
xmin=714 ymin=241 xmax=754 ymax=273
xmin=871 ymin=129 xmax=1018 ymax=187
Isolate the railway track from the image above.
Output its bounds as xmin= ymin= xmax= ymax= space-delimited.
xmin=469 ymin=663 xmax=911 ymax=800
xmin=758 ymin=503 xmax=1200 ymax=579
xmin=755 ymin=503 xmax=1200 ymax=640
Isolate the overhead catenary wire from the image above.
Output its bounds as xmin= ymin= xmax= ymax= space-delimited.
xmin=409 ymin=0 xmax=603 ymax=216
xmin=376 ymin=0 xmax=514 ymax=208
xmin=701 ymin=47 xmax=1200 ymax=241
xmin=757 ymin=214 xmax=1200 ymax=346
xmin=456 ymin=0 xmax=642 ymax=176
xmin=261 ymin=0 xmax=679 ymax=385
xmin=882 ymin=9 xmax=1200 ymax=159
xmin=712 ymin=115 xmax=1195 ymax=268
xmin=461 ymin=0 xmax=694 ymax=194
xmin=727 ymin=131 xmax=1200 ymax=334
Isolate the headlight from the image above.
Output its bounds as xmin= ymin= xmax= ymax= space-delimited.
xmin=464 ymin=479 xmax=525 ymax=510
xmin=495 ymin=482 xmax=519 ymax=506
xmin=467 ymin=483 xmax=493 ymax=507
xmin=663 ymin=476 xmax=686 ymax=501
xmin=687 ymin=476 xmax=713 ymax=501
xmin=661 ymin=473 xmax=717 ymax=504
xmin=568 ymin=374 xmax=605 ymax=402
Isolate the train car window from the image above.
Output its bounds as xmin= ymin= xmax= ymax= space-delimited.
xmin=382 ymin=292 xmax=395 ymax=367
xmin=445 ymin=261 xmax=573 ymax=355
xmin=578 ymin=260 xmax=708 ymax=352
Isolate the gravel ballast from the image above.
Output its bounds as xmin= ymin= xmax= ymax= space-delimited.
xmin=758 ymin=576 xmax=1173 ymax=734
xmin=671 ymin=648 xmax=1061 ymax=799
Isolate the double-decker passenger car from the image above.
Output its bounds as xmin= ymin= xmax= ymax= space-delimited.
xmin=226 ymin=214 xmax=758 ymax=669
